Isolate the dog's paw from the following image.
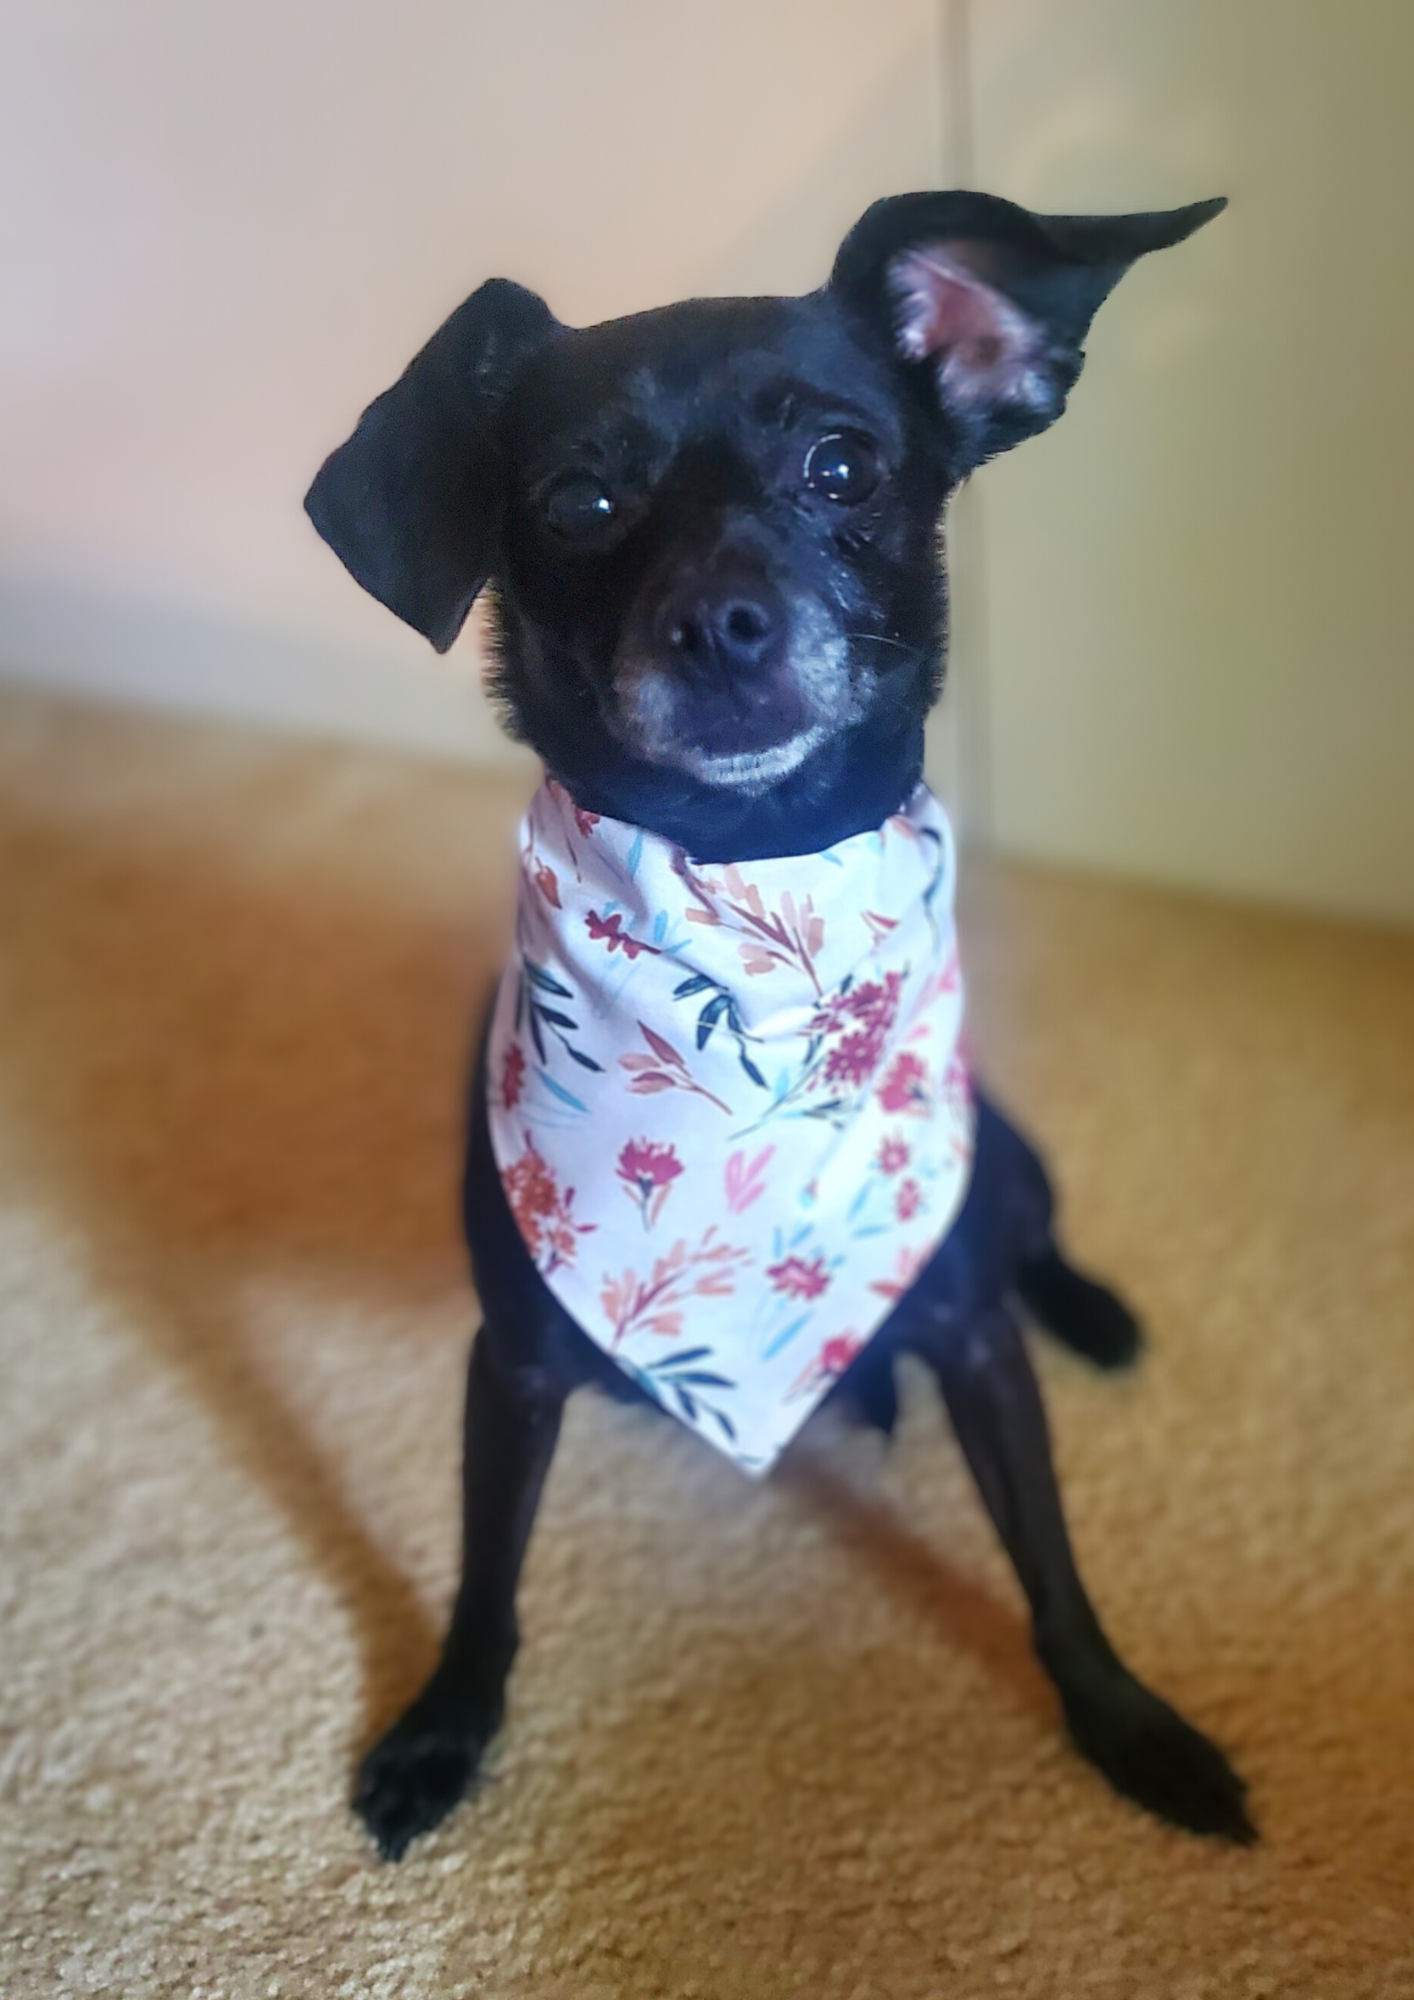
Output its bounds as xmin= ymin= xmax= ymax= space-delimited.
xmin=1064 ymin=1281 xmax=1144 ymax=1369
xmin=354 ymin=1691 xmax=500 ymax=1862
xmin=1061 ymin=1669 xmax=1255 ymax=1842
xmin=1018 ymin=1252 xmax=1144 ymax=1371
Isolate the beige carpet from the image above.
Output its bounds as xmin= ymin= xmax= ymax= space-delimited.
xmin=1 ymin=684 xmax=1411 ymax=2000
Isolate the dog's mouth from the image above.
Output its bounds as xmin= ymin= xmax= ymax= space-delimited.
xmin=668 ymin=723 xmax=833 ymax=791
xmin=611 ymin=592 xmax=857 ymax=792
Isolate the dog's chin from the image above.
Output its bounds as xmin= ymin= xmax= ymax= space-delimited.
xmin=610 ymin=638 xmax=849 ymax=795
xmin=672 ymin=723 xmax=830 ymax=793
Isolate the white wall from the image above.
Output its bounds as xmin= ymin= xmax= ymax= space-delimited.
xmin=0 ymin=0 xmax=944 ymax=762
xmin=3 ymin=0 xmax=1410 ymax=924
xmin=964 ymin=0 xmax=1414 ymax=923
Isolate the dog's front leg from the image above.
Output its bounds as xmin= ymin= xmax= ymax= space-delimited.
xmin=929 ymin=1307 xmax=1255 ymax=1841
xmin=355 ymin=1325 xmax=565 ymax=1861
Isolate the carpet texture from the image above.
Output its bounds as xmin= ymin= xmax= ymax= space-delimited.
xmin=1 ymin=685 xmax=1411 ymax=1999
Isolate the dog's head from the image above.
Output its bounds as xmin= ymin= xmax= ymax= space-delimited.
xmin=307 ymin=191 xmax=1222 ymax=856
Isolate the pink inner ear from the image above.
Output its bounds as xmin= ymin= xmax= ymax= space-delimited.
xmin=887 ymin=243 xmax=1043 ymax=413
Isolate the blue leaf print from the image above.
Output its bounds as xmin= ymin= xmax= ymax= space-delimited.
xmin=642 ymin=1350 xmax=738 ymax=1439
xmin=695 ymin=991 xmax=730 ymax=1050
xmin=649 ymin=1346 xmax=714 ymax=1370
xmin=763 ymin=1313 xmax=811 ymax=1360
xmin=625 ymin=830 xmax=644 ymax=879
xmin=540 ymin=1073 xmax=589 ymax=1112
xmin=524 ymin=958 xmax=573 ymax=999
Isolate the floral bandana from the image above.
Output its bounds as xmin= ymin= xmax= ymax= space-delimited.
xmin=486 ymin=777 xmax=975 ymax=1476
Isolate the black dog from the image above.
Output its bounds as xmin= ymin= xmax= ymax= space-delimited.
xmin=306 ymin=189 xmax=1251 ymax=1862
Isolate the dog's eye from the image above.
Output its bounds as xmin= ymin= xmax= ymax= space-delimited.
xmin=544 ymin=474 xmax=617 ymax=539
xmin=803 ymin=432 xmax=882 ymax=505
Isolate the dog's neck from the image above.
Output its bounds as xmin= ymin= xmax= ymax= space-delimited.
xmin=544 ymin=711 xmax=928 ymax=865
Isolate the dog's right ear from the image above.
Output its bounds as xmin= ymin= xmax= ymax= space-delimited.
xmin=304 ymin=279 xmax=560 ymax=653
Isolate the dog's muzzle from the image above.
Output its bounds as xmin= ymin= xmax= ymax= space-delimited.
xmin=613 ymin=582 xmax=857 ymax=790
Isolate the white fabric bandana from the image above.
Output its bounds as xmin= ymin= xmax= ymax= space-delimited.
xmin=486 ymin=777 xmax=975 ymax=1475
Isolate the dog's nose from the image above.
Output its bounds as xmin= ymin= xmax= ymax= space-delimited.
xmin=656 ymin=578 xmax=786 ymax=680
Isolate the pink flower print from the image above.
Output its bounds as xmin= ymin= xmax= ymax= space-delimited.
xmin=876 ymin=1134 xmax=909 ymax=1175
xmin=503 ymin=1131 xmax=595 ymax=1275
xmin=823 ymin=1026 xmax=884 ymax=1088
xmin=817 ymin=1331 xmax=865 ymax=1379
xmin=942 ymin=1048 xmax=974 ymax=1108
xmin=504 ymin=1134 xmax=557 ymax=1238
xmin=862 ymin=909 xmax=899 ymax=947
xmin=620 ymin=1022 xmax=733 ymax=1114
xmin=787 ymin=1328 xmax=867 ymax=1399
xmin=850 ymin=970 xmax=903 ymax=1030
xmin=912 ymin=946 xmax=961 ymax=1012
xmin=878 ymin=1048 xmax=931 ymax=1115
xmin=544 ymin=1219 xmax=580 ymax=1264
xmin=809 ymin=970 xmax=905 ymax=1093
xmin=546 ymin=777 xmax=601 ymax=840
xmin=724 ymin=1145 xmax=775 ymax=1215
xmin=586 ymin=908 xmax=659 ymax=959
xmin=619 ymin=1137 xmax=682 ymax=1189
xmin=502 ymin=1040 xmax=526 ymax=1111
xmin=765 ymin=1251 xmax=832 ymax=1301
xmin=895 ymin=1177 xmax=923 ymax=1221
xmin=617 ymin=1137 xmax=684 ymax=1229
xmin=734 ymin=971 xmax=908 ymax=1138
xmin=533 ymin=861 xmax=561 ymax=908
xmin=600 ymin=1228 xmax=750 ymax=1346
xmin=676 ymin=857 xmax=827 ymax=995
xmin=813 ymin=970 xmax=901 ymax=1039
xmin=869 ymin=1243 xmax=932 ymax=1303
xmin=782 ymin=890 xmax=825 ymax=962
xmin=719 ymin=874 xmax=825 ymax=980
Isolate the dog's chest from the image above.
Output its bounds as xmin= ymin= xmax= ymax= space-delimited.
xmin=486 ymin=777 xmax=975 ymax=1473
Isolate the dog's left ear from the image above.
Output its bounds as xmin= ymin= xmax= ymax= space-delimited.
xmin=305 ymin=278 xmax=560 ymax=652
xmin=831 ymin=190 xmax=1225 ymax=474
